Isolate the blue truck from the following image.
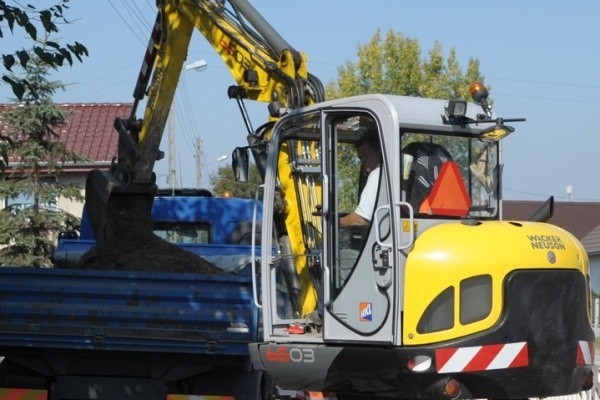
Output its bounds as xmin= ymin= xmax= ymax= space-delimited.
xmin=0 ymin=190 xmax=267 ymax=400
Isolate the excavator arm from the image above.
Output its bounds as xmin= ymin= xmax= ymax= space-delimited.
xmin=84 ymin=0 xmax=323 ymax=316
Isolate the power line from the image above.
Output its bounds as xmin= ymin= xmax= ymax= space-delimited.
xmin=67 ymin=76 xmax=134 ymax=102
xmin=107 ymin=0 xmax=147 ymax=47
xmin=493 ymin=92 xmax=600 ymax=105
xmin=173 ymin=95 xmax=194 ymax=151
xmin=504 ymin=187 xmax=600 ymax=202
xmin=489 ymin=76 xmax=600 ymax=91
xmin=119 ymin=0 xmax=152 ymax=35
xmin=177 ymin=73 xmax=202 ymax=146
xmin=488 ymin=76 xmax=600 ymax=103
xmin=68 ymin=62 xmax=139 ymax=90
xmin=143 ymin=0 xmax=155 ymax=14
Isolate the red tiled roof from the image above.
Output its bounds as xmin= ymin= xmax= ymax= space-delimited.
xmin=581 ymin=225 xmax=600 ymax=256
xmin=504 ymin=200 xmax=600 ymax=254
xmin=0 ymin=103 xmax=133 ymax=163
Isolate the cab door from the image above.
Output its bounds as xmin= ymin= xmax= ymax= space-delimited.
xmin=322 ymin=111 xmax=395 ymax=343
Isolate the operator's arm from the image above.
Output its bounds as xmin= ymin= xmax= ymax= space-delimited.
xmin=339 ymin=212 xmax=369 ymax=227
xmin=339 ymin=167 xmax=380 ymax=228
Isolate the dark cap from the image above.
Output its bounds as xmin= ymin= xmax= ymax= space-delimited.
xmin=356 ymin=128 xmax=380 ymax=148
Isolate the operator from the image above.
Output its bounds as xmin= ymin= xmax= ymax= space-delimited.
xmin=339 ymin=130 xmax=382 ymax=227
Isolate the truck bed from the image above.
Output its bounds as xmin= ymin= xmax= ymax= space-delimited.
xmin=0 ymin=267 xmax=257 ymax=356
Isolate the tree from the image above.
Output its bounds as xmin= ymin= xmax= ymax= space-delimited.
xmin=326 ymin=29 xmax=485 ymax=101
xmin=0 ymin=0 xmax=88 ymax=100
xmin=327 ymin=29 xmax=486 ymax=211
xmin=0 ymin=11 xmax=87 ymax=267
xmin=210 ymin=163 xmax=262 ymax=199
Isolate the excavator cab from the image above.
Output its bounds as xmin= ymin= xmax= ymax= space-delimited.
xmin=257 ymin=103 xmax=504 ymax=340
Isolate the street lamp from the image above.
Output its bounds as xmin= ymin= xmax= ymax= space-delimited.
xmin=184 ymin=59 xmax=208 ymax=72
xmin=197 ymin=154 xmax=228 ymax=189
xmin=210 ymin=155 xmax=228 ymax=164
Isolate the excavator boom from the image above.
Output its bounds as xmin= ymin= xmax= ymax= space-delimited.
xmin=90 ymin=0 xmax=323 ymax=194
xmin=83 ymin=0 xmax=323 ymax=278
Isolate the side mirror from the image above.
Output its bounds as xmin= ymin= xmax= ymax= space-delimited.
xmin=232 ymin=147 xmax=250 ymax=183
xmin=58 ymin=230 xmax=79 ymax=240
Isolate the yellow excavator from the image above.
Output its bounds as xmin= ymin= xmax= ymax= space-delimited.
xmin=84 ymin=0 xmax=322 ymax=316
xmin=82 ymin=1 xmax=595 ymax=399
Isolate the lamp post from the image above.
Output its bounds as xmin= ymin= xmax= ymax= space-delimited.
xmin=198 ymin=154 xmax=228 ymax=189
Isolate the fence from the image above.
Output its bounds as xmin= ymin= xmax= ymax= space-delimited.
xmin=594 ymin=298 xmax=600 ymax=333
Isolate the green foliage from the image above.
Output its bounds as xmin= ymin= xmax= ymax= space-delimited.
xmin=0 ymin=95 xmax=86 ymax=266
xmin=0 ymin=97 xmax=86 ymax=265
xmin=0 ymin=205 xmax=79 ymax=267
xmin=0 ymin=6 xmax=87 ymax=267
xmin=0 ymin=0 xmax=88 ymax=100
xmin=337 ymin=142 xmax=361 ymax=213
xmin=326 ymin=29 xmax=485 ymax=102
xmin=210 ymin=163 xmax=263 ymax=199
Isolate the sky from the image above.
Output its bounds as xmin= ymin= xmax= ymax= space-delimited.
xmin=1 ymin=0 xmax=599 ymax=202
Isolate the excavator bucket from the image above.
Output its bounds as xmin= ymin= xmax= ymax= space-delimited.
xmin=83 ymin=169 xmax=149 ymax=247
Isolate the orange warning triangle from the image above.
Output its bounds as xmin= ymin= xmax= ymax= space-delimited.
xmin=419 ymin=161 xmax=471 ymax=217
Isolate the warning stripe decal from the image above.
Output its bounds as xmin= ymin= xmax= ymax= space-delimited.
xmin=436 ymin=342 xmax=529 ymax=373
xmin=0 ymin=389 xmax=47 ymax=400
xmin=166 ymin=396 xmax=235 ymax=400
xmin=576 ymin=340 xmax=594 ymax=365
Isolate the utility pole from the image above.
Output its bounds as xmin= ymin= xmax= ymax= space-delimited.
xmin=167 ymin=103 xmax=177 ymax=194
xmin=164 ymin=59 xmax=207 ymax=191
xmin=195 ymin=138 xmax=203 ymax=189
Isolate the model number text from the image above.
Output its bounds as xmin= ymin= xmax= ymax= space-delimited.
xmin=265 ymin=346 xmax=315 ymax=363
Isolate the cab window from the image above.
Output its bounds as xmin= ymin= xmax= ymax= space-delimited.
xmin=401 ymin=132 xmax=499 ymax=219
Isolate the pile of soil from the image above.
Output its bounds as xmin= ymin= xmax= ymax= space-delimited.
xmin=79 ymin=233 xmax=224 ymax=274
xmin=79 ymin=190 xmax=224 ymax=274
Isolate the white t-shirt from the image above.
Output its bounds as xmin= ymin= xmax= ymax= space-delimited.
xmin=354 ymin=166 xmax=380 ymax=220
